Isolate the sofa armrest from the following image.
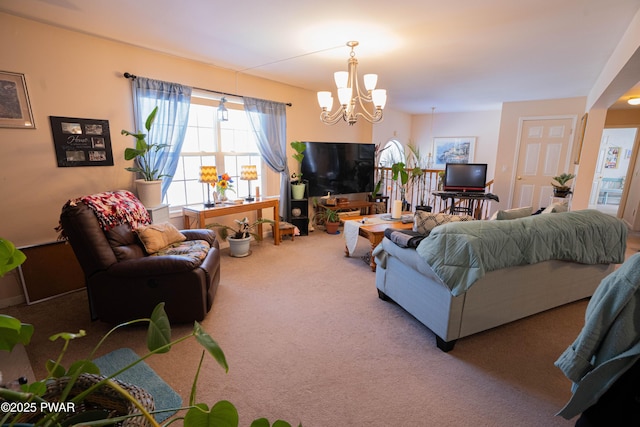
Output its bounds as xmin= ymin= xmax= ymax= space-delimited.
xmin=181 ymin=229 xmax=217 ymax=246
xmin=107 ymin=254 xmax=204 ymax=276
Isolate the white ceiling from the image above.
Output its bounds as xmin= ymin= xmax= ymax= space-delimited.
xmin=3 ymin=0 xmax=640 ymax=114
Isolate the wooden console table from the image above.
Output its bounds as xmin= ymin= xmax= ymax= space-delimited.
xmin=182 ymin=197 xmax=280 ymax=245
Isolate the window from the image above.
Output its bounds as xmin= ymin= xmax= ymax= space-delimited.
xmin=378 ymin=139 xmax=405 ymax=167
xmin=164 ymin=92 xmax=263 ymax=208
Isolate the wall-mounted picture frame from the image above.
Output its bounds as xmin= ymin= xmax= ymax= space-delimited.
xmin=573 ymin=112 xmax=588 ymax=165
xmin=604 ymin=146 xmax=620 ymax=169
xmin=50 ymin=116 xmax=114 ymax=167
xmin=432 ymin=137 xmax=476 ymax=169
xmin=0 ymin=71 xmax=35 ymax=128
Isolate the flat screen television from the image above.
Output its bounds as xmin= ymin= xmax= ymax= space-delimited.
xmin=443 ymin=163 xmax=488 ymax=192
xmin=300 ymin=142 xmax=375 ymax=197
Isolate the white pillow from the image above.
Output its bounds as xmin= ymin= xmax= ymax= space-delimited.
xmin=494 ymin=206 xmax=533 ymax=220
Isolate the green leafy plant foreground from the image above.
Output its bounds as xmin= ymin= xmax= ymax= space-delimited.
xmin=0 ymin=303 xmax=300 ymax=427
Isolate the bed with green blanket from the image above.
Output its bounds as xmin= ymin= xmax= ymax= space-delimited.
xmin=374 ymin=210 xmax=627 ymax=351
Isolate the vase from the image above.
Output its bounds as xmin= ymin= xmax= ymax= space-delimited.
xmin=216 ymin=190 xmax=228 ymax=202
xmin=325 ymin=221 xmax=340 ymax=235
xmin=228 ymin=236 xmax=251 ymax=257
xmin=292 ymin=182 xmax=305 ymax=200
xmin=135 ymin=179 xmax=162 ymax=208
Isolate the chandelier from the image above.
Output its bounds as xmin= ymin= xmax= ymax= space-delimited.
xmin=317 ymin=41 xmax=387 ymax=125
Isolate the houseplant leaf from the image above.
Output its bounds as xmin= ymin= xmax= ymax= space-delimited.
xmin=184 ymin=401 xmax=239 ymax=427
xmin=0 ymin=314 xmax=33 ymax=351
xmin=194 ymin=322 xmax=228 ymax=372
xmin=0 ymin=238 xmax=26 ymax=277
xmin=147 ymin=302 xmax=172 ymax=353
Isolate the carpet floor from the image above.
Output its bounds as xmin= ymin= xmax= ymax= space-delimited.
xmin=8 ymin=228 xmax=637 ymax=426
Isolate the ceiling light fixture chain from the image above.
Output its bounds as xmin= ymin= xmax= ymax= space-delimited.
xmin=317 ymin=41 xmax=387 ymax=126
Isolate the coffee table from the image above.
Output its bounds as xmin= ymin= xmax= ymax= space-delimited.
xmin=343 ymin=213 xmax=413 ymax=271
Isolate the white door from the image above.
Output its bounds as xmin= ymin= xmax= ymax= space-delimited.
xmin=512 ymin=117 xmax=575 ymax=211
xmin=588 ymin=127 xmax=638 ymax=216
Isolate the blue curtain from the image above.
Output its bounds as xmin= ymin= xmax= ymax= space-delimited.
xmin=131 ymin=77 xmax=192 ymax=197
xmin=244 ymin=97 xmax=289 ymax=220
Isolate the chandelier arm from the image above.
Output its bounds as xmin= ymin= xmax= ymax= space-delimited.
xmin=320 ymin=109 xmax=345 ymax=125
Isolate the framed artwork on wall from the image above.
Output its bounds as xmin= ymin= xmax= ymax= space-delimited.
xmin=432 ymin=137 xmax=476 ymax=169
xmin=50 ymin=116 xmax=114 ymax=167
xmin=0 ymin=71 xmax=35 ymax=128
xmin=604 ymin=146 xmax=620 ymax=169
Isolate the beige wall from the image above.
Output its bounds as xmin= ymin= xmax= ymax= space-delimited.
xmin=493 ymin=97 xmax=587 ymax=211
xmin=0 ymin=13 xmax=373 ymax=303
xmin=411 ymin=111 xmax=502 ymax=180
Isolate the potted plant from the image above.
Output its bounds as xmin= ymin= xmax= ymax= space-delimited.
xmin=551 ymin=172 xmax=576 ymax=198
xmin=0 ymin=301 xmax=298 ymax=427
xmin=290 ymin=141 xmax=307 ymax=200
xmin=207 ymin=217 xmax=275 ymax=257
xmin=121 ymin=106 xmax=169 ymax=208
xmin=0 ymin=238 xmax=32 ymax=353
xmin=314 ymin=208 xmax=341 ymax=235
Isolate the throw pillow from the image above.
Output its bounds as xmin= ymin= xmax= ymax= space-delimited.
xmin=495 ymin=206 xmax=533 ymax=220
xmin=135 ymin=222 xmax=187 ymax=254
xmin=413 ymin=212 xmax=474 ymax=235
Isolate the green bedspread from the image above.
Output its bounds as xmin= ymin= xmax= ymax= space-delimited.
xmin=415 ymin=210 xmax=627 ymax=296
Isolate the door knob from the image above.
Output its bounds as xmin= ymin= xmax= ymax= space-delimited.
xmin=517 ymin=176 xmax=522 ymax=180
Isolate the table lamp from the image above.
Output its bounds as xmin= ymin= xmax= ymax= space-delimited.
xmin=199 ymin=165 xmax=218 ymax=207
xmin=240 ymin=165 xmax=258 ymax=201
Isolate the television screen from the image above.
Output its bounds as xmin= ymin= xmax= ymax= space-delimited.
xmin=301 ymin=142 xmax=375 ymax=197
xmin=443 ymin=163 xmax=488 ymax=192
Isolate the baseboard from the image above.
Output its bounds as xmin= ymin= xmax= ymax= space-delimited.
xmin=0 ymin=294 xmax=26 ymax=309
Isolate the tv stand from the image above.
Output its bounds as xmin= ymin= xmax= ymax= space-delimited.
xmin=433 ymin=191 xmax=499 ymax=219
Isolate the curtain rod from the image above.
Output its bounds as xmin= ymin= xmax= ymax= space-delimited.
xmin=123 ymin=72 xmax=292 ymax=106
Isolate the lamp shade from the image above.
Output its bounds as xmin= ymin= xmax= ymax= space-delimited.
xmin=317 ymin=91 xmax=334 ymax=110
xmin=372 ymin=89 xmax=387 ymax=108
xmin=240 ymin=165 xmax=258 ymax=181
xmin=199 ymin=166 xmax=218 ymax=184
xmin=363 ymin=74 xmax=378 ymax=91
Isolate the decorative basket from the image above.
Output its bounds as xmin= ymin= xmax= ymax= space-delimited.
xmin=13 ymin=373 xmax=155 ymax=427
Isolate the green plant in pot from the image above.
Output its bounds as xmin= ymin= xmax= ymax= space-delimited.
xmin=551 ymin=172 xmax=576 ymax=198
xmin=314 ymin=208 xmax=341 ymax=235
xmin=290 ymin=141 xmax=307 ymax=200
xmin=0 ymin=302 xmax=299 ymax=427
xmin=122 ymin=106 xmax=169 ymax=207
xmin=207 ymin=217 xmax=275 ymax=257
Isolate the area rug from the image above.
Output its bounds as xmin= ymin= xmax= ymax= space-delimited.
xmin=93 ymin=347 xmax=182 ymax=422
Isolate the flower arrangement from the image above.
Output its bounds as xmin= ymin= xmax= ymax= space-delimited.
xmin=215 ymin=173 xmax=235 ymax=199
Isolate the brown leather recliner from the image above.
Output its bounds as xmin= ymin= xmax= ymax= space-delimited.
xmin=58 ymin=191 xmax=220 ymax=324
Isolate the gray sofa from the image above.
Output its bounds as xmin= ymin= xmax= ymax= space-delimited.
xmin=373 ymin=210 xmax=627 ymax=352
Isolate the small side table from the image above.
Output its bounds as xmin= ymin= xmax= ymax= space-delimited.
xmin=148 ymin=204 xmax=170 ymax=223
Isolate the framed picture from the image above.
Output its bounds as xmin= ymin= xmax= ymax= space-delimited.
xmin=50 ymin=116 xmax=114 ymax=167
xmin=0 ymin=71 xmax=35 ymax=128
xmin=573 ymin=113 xmax=588 ymax=165
xmin=604 ymin=146 xmax=620 ymax=169
xmin=432 ymin=137 xmax=476 ymax=169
